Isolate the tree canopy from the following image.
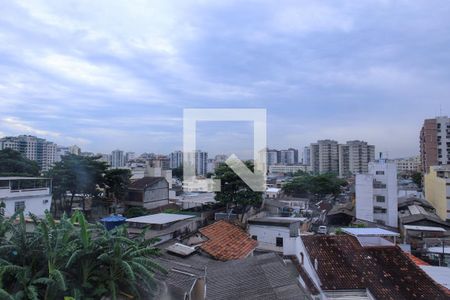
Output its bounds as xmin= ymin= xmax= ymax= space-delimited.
xmin=283 ymin=173 xmax=347 ymax=200
xmin=104 ymin=168 xmax=132 ymax=201
xmin=214 ymin=161 xmax=263 ymax=221
xmin=0 ymin=211 xmax=164 ymax=300
xmin=0 ymin=149 xmax=40 ymax=177
xmin=45 ymin=154 xmax=108 ymax=214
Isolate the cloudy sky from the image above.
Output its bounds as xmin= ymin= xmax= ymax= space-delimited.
xmin=1 ymin=0 xmax=450 ymax=159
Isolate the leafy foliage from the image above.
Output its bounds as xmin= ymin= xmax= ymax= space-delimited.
xmin=283 ymin=173 xmax=347 ymax=200
xmin=214 ymin=161 xmax=263 ymax=221
xmin=45 ymin=154 xmax=108 ymax=214
xmin=0 ymin=211 xmax=164 ymax=299
xmin=0 ymin=149 xmax=40 ymax=177
xmin=104 ymin=169 xmax=132 ymax=201
xmin=410 ymin=171 xmax=423 ymax=189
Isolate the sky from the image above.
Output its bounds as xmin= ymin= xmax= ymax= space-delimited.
xmin=1 ymin=0 xmax=450 ymax=159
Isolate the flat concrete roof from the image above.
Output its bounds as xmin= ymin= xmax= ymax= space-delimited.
xmin=0 ymin=177 xmax=50 ymax=180
xmin=126 ymin=213 xmax=195 ymax=225
xmin=342 ymin=227 xmax=400 ymax=237
xmin=404 ymin=225 xmax=446 ymax=232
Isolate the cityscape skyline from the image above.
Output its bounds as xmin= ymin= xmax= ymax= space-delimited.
xmin=2 ymin=1 xmax=450 ymax=157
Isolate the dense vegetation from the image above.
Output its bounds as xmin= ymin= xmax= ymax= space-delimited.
xmin=0 ymin=211 xmax=164 ymax=300
xmin=213 ymin=161 xmax=263 ymax=221
xmin=282 ymin=172 xmax=347 ymax=200
xmin=45 ymin=155 xmax=131 ymax=216
xmin=0 ymin=149 xmax=40 ymax=177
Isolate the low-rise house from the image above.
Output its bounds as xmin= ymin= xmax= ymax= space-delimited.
xmin=283 ymin=228 xmax=448 ymax=299
xmin=248 ymin=216 xmax=304 ymax=252
xmin=125 ymin=176 xmax=169 ymax=209
xmin=0 ymin=177 xmax=52 ymax=217
xmin=126 ymin=213 xmax=199 ymax=245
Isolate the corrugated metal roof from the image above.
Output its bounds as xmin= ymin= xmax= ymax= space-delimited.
xmin=126 ymin=213 xmax=195 ymax=224
xmin=404 ymin=225 xmax=446 ymax=232
xmin=342 ymin=227 xmax=399 ymax=237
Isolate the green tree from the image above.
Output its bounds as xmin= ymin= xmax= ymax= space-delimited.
xmin=411 ymin=171 xmax=423 ymax=189
xmin=104 ymin=169 xmax=131 ymax=211
xmin=0 ymin=149 xmax=40 ymax=177
xmin=0 ymin=211 xmax=164 ymax=299
xmin=46 ymin=154 xmax=108 ymax=215
xmin=282 ymin=173 xmax=347 ymax=201
xmin=171 ymin=166 xmax=183 ymax=181
xmin=214 ymin=161 xmax=263 ymax=222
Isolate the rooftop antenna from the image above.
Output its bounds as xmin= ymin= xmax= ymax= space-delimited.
xmin=440 ymin=104 xmax=442 ymax=116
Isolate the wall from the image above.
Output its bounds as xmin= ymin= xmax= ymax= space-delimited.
xmin=143 ymin=180 xmax=169 ymax=209
xmin=248 ymin=224 xmax=290 ymax=246
xmin=355 ymin=174 xmax=374 ymax=222
xmin=424 ymin=169 xmax=448 ymax=220
xmin=3 ymin=194 xmax=52 ymax=217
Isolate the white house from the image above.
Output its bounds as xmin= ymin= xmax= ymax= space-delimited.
xmin=0 ymin=177 xmax=52 ymax=217
xmin=248 ymin=216 xmax=304 ymax=252
xmin=356 ymin=159 xmax=398 ymax=227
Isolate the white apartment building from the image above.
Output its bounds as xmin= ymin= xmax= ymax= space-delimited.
xmin=279 ymin=148 xmax=299 ymax=165
xmin=0 ymin=135 xmax=57 ymax=171
xmin=302 ymin=146 xmax=311 ymax=165
xmin=169 ymin=150 xmax=183 ymax=169
xmin=184 ymin=150 xmax=208 ymax=176
xmin=0 ymin=177 xmax=52 ymax=217
xmin=356 ymin=160 xmax=398 ymax=227
xmin=338 ymin=140 xmax=375 ymax=177
xmin=267 ymin=149 xmax=279 ymax=166
xmin=393 ymin=156 xmax=420 ymax=174
xmin=310 ymin=140 xmax=340 ymax=174
xmin=111 ymin=149 xmax=125 ymax=168
xmin=269 ymin=164 xmax=308 ymax=174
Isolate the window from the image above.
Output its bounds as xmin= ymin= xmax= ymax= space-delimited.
xmin=373 ymin=207 xmax=387 ymax=214
xmin=276 ymin=237 xmax=283 ymax=247
xmin=375 ymin=171 xmax=385 ymax=175
xmin=376 ymin=195 xmax=385 ymax=202
xmin=14 ymin=201 xmax=25 ymax=212
xmin=252 ymin=235 xmax=258 ymax=241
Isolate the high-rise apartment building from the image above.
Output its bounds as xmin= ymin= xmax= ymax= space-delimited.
xmin=184 ymin=150 xmax=208 ymax=176
xmin=303 ymin=146 xmax=311 ymax=165
xmin=0 ymin=135 xmax=57 ymax=171
xmin=125 ymin=152 xmax=135 ymax=164
xmin=267 ymin=149 xmax=279 ymax=166
xmin=169 ymin=151 xmax=183 ymax=169
xmin=393 ymin=156 xmax=421 ymax=174
xmin=279 ymin=148 xmax=299 ymax=165
xmin=420 ymin=116 xmax=450 ymax=172
xmin=338 ymin=140 xmax=375 ymax=177
xmin=310 ymin=140 xmax=340 ymax=174
xmin=356 ymin=159 xmax=398 ymax=227
xmin=111 ymin=149 xmax=125 ymax=168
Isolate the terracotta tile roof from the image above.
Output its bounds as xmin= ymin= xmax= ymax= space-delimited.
xmin=199 ymin=220 xmax=257 ymax=261
xmin=404 ymin=252 xmax=430 ymax=266
xmin=301 ymin=235 xmax=448 ymax=300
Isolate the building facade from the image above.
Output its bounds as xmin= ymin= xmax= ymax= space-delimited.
xmin=424 ymin=165 xmax=450 ymax=221
xmin=111 ymin=149 xmax=125 ymax=168
xmin=355 ymin=159 xmax=398 ymax=227
xmin=0 ymin=177 xmax=52 ymax=217
xmin=0 ymin=135 xmax=57 ymax=171
xmin=279 ymin=148 xmax=299 ymax=165
xmin=169 ymin=150 xmax=183 ymax=169
xmin=302 ymin=146 xmax=311 ymax=165
xmin=338 ymin=140 xmax=375 ymax=177
xmin=420 ymin=116 xmax=450 ymax=172
xmin=310 ymin=140 xmax=340 ymax=174
xmin=393 ymin=156 xmax=421 ymax=174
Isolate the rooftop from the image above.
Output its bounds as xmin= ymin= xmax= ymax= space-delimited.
xmin=404 ymin=225 xmax=446 ymax=232
xmin=128 ymin=176 xmax=165 ymax=190
xmin=342 ymin=227 xmax=400 ymax=237
xmin=0 ymin=177 xmax=50 ymax=180
xmin=301 ymin=235 xmax=448 ymax=299
xmin=125 ymin=213 xmax=195 ymax=225
xmin=198 ymin=220 xmax=257 ymax=261
xmin=248 ymin=216 xmax=306 ymax=227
